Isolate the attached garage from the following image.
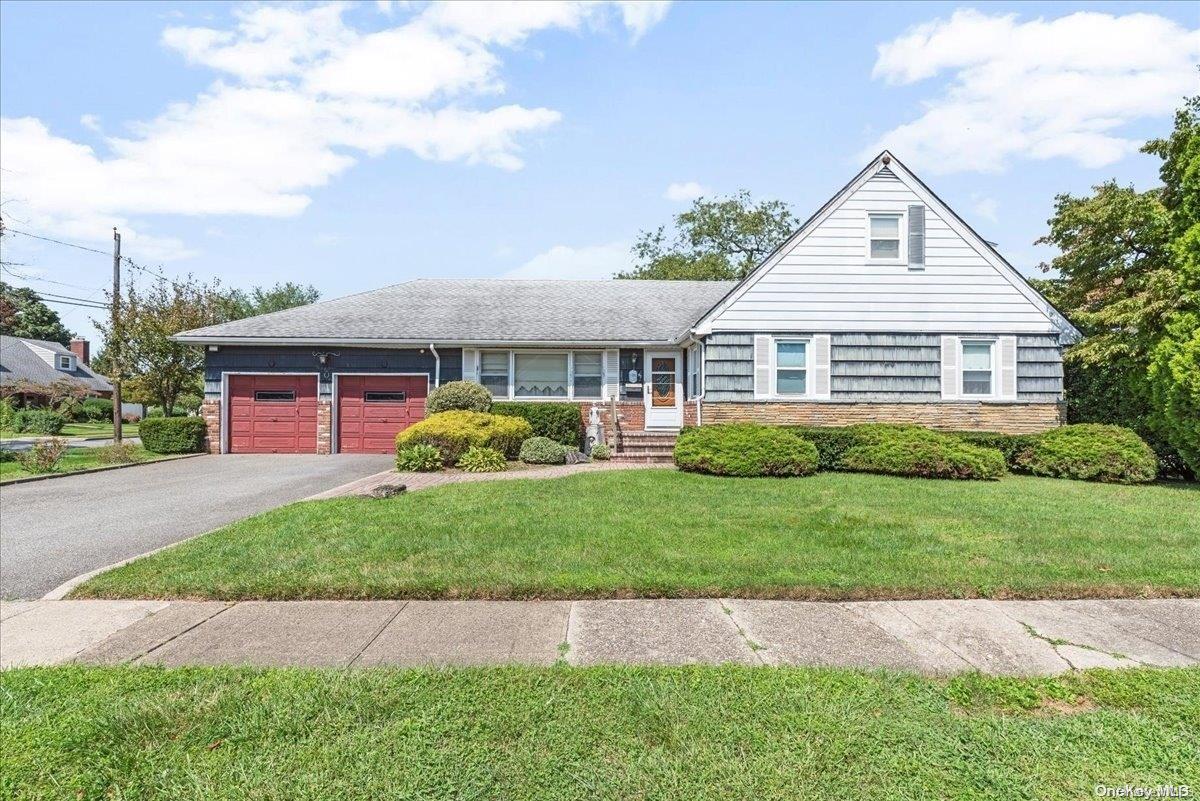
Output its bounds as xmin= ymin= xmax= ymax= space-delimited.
xmin=336 ymin=374 xmax=428 ymax=454
xmin=228 ymin=375 xmax=318 ymax=454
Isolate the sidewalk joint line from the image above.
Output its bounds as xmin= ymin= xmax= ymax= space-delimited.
xmin=718 ymin=600 xmax=768 ymax=665
xmin=134 ymin=602 xmax=235 ymax=664
xmin=347 ymin=601 xmax=409 ymax=667
xmin=886 ymin=601 xmax=976 ymax=669
xmin=1069 ymin=602 xmax=1198 ymax=661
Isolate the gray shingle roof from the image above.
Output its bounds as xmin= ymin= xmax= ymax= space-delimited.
xmin=0 ymin=336 xmax=112 ymax=393
xmin=177 ymin=279 xmax=736 ymax=344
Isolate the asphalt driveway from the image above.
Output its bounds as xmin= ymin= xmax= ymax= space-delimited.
xmin=0 ymin=454 xmax=393 ymax=599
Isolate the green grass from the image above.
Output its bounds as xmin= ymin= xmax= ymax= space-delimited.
xmin=0 ymin=422 xmax=138 ymax=440
xmin=0 ymin=445 xmax=166 ymax=483
xmin=74 ymin=470 xmax=1200 ymax=601
xmin=1 ymin=665 xmax=1196 ymax=800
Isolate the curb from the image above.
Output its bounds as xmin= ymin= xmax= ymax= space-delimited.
xmin=40 ymin=527 xmax=215 ymax=601
xmin=1 ymin=453 xmax=203 ymax=487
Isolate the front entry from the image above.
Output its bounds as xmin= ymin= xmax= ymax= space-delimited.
xmin=644 ymin=351 xmax=682 ymax=429
xmin=336 ymin=374 xmax=428 ymax=453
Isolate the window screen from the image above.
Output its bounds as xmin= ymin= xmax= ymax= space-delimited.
xmin=775 ymin=341 xmax=808 ymax=395
xmin=869 ymin=213 xmax=901 ymax=260
xmin=254 ymin=390 xmax=296 ymax=402
xmin=514 ymin=353 xmax=568 ymax=397
xmin=364 ymin=391 xmax=406 ymax=403
xmin=961 ymin=342 xmax=994 ymax=395
xmin=480 ymin=351 xmax=509 ymax=398
xmin=573 ymin=352 xmax=602 ymax=399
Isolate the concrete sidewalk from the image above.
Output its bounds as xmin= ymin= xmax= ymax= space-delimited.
xmin=3 ymin=598 xmax=1196 ymax=674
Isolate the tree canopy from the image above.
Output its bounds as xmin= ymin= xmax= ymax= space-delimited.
xmin=618 ymin=191 xmax=797 ymax=281
xmin=0 ymin=281 xmax=74 ymax=345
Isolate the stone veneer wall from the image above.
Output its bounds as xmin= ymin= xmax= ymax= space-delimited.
xmin=316 ymin=401 xmax=332 ymax=455
xmin=700 ymin=401 xmax=1064 ymax=434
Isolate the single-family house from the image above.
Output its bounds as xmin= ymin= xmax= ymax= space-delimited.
xmin=0 ymin=335 xmax=112 ymax=400
xmin=176 ymin=152 xmax=1079 ymax=455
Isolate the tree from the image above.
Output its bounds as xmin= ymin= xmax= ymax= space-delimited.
xmin=617 ymin=191 xmax=797 ymax=280
xmin=0 ymin=281 xmax=75 ymax=345
xmin=93 ymin=275 xmax=228 ymax=416
xmin=223 ymin=281 xmax=320 ymax=318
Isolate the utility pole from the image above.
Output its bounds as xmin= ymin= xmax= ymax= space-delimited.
xmin=111 ymin=228 xmax=123 ymax=445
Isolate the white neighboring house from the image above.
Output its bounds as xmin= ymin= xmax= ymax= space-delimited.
xmin=174 ymin=152 xmax=1079 ymax=456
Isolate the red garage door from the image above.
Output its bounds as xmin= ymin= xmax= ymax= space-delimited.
xmin=337 ymin=375 xmax=428 ymax=454
xmin=228 ymin=375 xmax=318 ymax=454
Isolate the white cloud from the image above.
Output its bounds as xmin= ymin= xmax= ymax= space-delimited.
xmin=1 ymin=1 xmax=669 ymax=255
xmin=505 ymin=241 xmax=630 ymax=279
xmin=663 ymin=181 xmax=709 ymax=202
xmin=865 ymin=9 xmax=1200 ymax=173
xmin=970 ymin=194 xmax=998 ymax=224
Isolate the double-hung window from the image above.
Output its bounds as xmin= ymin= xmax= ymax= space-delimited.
xmin=868 ymin=212 xmax=902 ymax=261
xmin=514 ymin=353 xmax=569 ymax=398
xmin=775 ymin=340 xmax=808 ymax=396
xmin=480 ymin=351 xmax=510 ymax=398
xmin=572 ymin=352 xmax=602 ymax=399
xmin=57 ymin=355 xmax=73 ymax=371
xmin=961 ymin=340 xmax=994 ymax=396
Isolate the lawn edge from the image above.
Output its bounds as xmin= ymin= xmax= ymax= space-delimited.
xmin=0 ymin=452 xmax=202 ymax=486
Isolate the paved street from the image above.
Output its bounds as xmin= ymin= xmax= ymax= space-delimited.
xmin=0 ymin=454 xmax=393 ymax=599
xmin=2 ymin=598 xmax=1196 ymax=674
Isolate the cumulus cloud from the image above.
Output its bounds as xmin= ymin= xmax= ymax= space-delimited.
xmin=864 ymin=9 xmax=1200 ymax=173
xmin=971 ymin=194 xmax=999 ymax=224
xmin=663 ymin=181 xmax=709 ymax=202
xmin=505 ymin=241 xmax=630 ymax=279
xmin=1 ymin=1 xmax=670 ymax=256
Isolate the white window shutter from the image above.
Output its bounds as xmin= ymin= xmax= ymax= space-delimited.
xmin=907 ymin=204 xmax=925 ymax=269
xmin=462 ymin=348 xmax=478 ymax=382
xmin=604 ymin=349 xmax=619 ymax=400
xmin=940 ymin=336 xmax=958 ymax=399
xmin=813 ymin=334 xmax=831 ymax=399
xmin=998 ymin=336 xmax=1017 ymax=399
xmin=754 ymin=335 xmax=771 ymax=398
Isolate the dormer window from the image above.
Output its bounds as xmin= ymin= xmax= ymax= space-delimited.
xmin=867 ymin=212 xmax=904 ymax=262
xmin=57 ymin=355 xmax=74 ymax=371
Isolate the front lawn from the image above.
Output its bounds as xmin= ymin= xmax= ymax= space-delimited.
xmin=74 ymin=470 xmax=1200 ymax=600
xmin=0 ymin=445 xmax=167 ymax=483
xmin=0 ymin=422 xmax=139 ymax=440
xmin=2 ymin=665 xmax=1196 ymax=800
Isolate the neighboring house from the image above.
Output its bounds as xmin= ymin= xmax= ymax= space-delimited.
xmin=0 ymin=335 xmax=112 ymax=400
xmin=176 ymin=152 xmax=1079 ymax=456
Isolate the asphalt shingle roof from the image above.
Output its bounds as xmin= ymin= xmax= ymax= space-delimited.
xmin=0 ymin=336 xmax=112 ymax=393
xmin=177 ymin=279 xmax=736 ymax=344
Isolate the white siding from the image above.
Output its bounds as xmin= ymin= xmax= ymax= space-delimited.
xmin=707 ymin=170 xmax=1059 ymax=334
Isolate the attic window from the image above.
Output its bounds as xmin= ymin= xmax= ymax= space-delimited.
xmin=868 ymin=213 xmax=903 ymax=261
xmin=57 ymin=355 xmax=73 ymax=371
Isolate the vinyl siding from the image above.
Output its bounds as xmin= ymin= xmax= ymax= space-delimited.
xmin=702 ymin=332 xmax=1062 ymax=403
xmin=205 ymin=346 xmax=462 ymax=399
xmin=706 ymin=170 xmax=1061 ymax=334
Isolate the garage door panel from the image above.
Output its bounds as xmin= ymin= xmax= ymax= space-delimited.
xmin=228 ymin=375 xmax=318 ymax=454
xmin=337 ymin=375 xmax=428 ymax=454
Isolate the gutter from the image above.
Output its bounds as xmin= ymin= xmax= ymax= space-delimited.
xmin=174 ymin=336 xmax=683 ymax=348
xmin=429 ymin=343 xmax=440 ymax=387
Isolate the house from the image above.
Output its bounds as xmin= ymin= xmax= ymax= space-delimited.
xmin=176 ymin=152 xmax=1079 ymax=456
xmin=0 ymin=335 xmax=112 ymax=400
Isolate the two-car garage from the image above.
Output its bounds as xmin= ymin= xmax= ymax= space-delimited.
xmin=226 ymin=374 xmax=427 ymax=454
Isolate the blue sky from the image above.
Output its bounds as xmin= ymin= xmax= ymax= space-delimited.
xmin=1 ymin=1 xmax=1197 ymax=342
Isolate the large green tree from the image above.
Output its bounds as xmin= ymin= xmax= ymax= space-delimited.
xmin=223 ymin=281 xmax=320 ymax=318
xmin=618 ymin=191 xmax=796 ymax=280
xmin=0 ymin=281 xmax=75 ymax=345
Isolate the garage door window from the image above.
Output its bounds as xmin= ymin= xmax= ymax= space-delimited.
xmin=364 ymin=391 xmax=407 ymax=403
xmin=254 ymin=390 xmax=296 ymax=402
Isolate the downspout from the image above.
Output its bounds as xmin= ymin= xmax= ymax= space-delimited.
xmin=696 ymin=336 xmax=705 ymax=427
xmin=429 ymin=343 xmax=440 ymax=387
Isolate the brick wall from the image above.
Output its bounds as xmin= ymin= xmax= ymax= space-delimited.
xmin=201 ymin=399 xmax=221 ymax=454
xmin=701 ymin=401 xmax=1064 ymax=434
xmin=317 ymin=400 xmax=332 ymax=454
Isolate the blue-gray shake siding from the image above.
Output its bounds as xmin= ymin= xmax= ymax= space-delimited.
xmin=203 ymin=346 xmax=463 ymax=398
xmin=702 ymin=333 xmax=1063 ymax=402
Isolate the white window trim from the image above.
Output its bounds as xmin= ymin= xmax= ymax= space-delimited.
xmin=479 ymin=349 xmax=511 ymax=399
xmin=959 ymin=338 xmax=998 ymax=399
xmin=57 ymin=355 xmax=74 ymax=371
xmin=865 ymin=210 xmax=907 ymax=265
xmin=478 ymin=349 xmax=606 ymax=402
xmin=771 ymin=336 xmax=813 ymax=399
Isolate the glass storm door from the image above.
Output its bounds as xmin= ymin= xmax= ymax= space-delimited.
xmin=644 ymin=352 xmax=682 ymax=429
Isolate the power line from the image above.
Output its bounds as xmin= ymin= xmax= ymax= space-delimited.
xmin=31 ymin=290 xmax=110 ymax=307
xmin=5 ymin=227 xmax=111 ymax=257
xmin=0 ymin=265 xmax=106 ymax=293
xmin=4 ymin=225 xmax=189 ymax=292
xmin=36 ymin=297 xmax=109 ymax=310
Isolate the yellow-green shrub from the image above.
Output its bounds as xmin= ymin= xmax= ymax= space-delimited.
xmin=396 ymin=411 xmax=532 ymax=465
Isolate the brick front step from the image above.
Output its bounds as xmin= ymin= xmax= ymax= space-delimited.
xmin=610 ymin=453 xmax=675 ymax=464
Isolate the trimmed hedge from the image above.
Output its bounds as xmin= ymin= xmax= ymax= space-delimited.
xmin=77 ymin=397 xmax=113 ymax=422
xmin=396 ymin=411 xmax=532 ymax=465
xmin=1015 ymin=424 xmax=1157 ymax=484
xmin=11 ymin=409 xmax=66 ymax=435
xmin=492 ymin=402 xmax=583 ymax=448
xmin=519 ymin=436 xmax=567 ymax=465
xmin=139 ymin=416 xmax=207 ymax=454
xmin=785 ymin=426 xmax=860 ymax=471
xmin=427 ymin=381 xmax=493 ymax=415
xmin=948 ymin=431 xmax=1037 ymax=470
xmin=674 ymin=424 xmax=819 ymax=477
xmin=786 ymin=424 xmax=1006 ymax=481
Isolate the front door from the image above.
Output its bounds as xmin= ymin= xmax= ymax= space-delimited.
xmin=644 ymin=351 xmax=682 ymax=429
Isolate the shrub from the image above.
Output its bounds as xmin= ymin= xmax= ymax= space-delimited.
xmin=674 ymin=424 xmax=819 ymax=477
xmin=949 ymin=431 xmax=1038 ymax=471
xmin=785 ymin=426 xmax=861 ymax=471
xmin=492 ymin=402 xmax=583 ymax=448
xmin=456 ymin=445 xmax=507 ymax=473
xmin=838 ymin=436 xmax=1007 ymax=481
xmin=15 ymin=438 xmax=68 ymax=473
xmin=139 ymin=416 xmax=207 ymax=454
xmin=12 ymin=409 xmax=66 ymax=436
xmin=396 ymin=443 xmax=445 ymax=472
xmin=78 ymin=397 xmax=113 ymax=422
xmin=94 ymin=442 xmax=140 ymax=465
xmin=427 ymin=381 xmax=493 ymax=414
xmin=520 ymin=436 xmax=568 ymax=465
xmin=396 ymin=411 xmax=532 ymax=465
xmin=0 ymin=397 xmax=15 ymax=431
xmin=1015 ymin=424 xmax=1157 ymax=484
xmin=589 ymin=442 xmax=611 ymax=460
